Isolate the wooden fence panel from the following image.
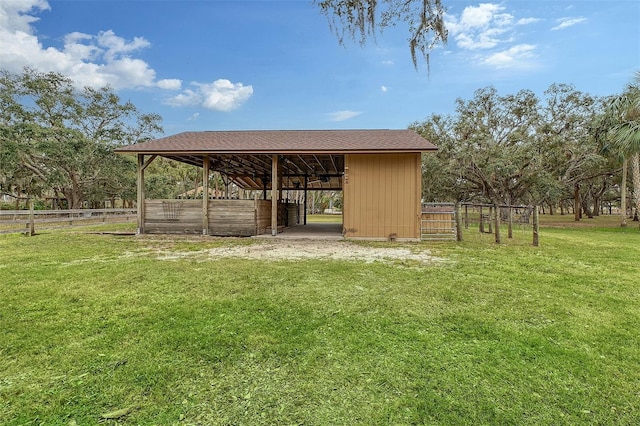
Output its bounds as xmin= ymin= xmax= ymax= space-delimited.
xmin=208 ymin=200 xmax=256 ymax=237
xmin=255 ymin=200 xmax=271 ymax=235
xmin=421 ymin=203 xmax=457 ymax=241
xmin=0 ymin=208 xmax=136 ymax=235
xmin=144 ymin=200 xmax=201 ymax=234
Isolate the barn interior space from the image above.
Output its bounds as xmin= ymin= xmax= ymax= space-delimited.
xmin=163 ymin=153 xmax=344 ymax=193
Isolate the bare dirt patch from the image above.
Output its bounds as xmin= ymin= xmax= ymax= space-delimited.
xmin=153 ymin=239 xmax=443 ymax=265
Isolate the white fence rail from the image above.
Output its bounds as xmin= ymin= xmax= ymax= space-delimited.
xmin=0 ymin=208 xmax=136 ymax=235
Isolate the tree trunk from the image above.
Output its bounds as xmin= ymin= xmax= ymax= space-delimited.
xmin=15 ymin=186 xmax=20 ymax=210
xmin=632 ymin=153 xmax=640 ymax=222
xmin=574 ymin=183 xmax=581 ymax=221
xmin=582 ymin=195 xmax=594 ymax=219
xmin=593 ymin=195 xmax=601 ymax=217
xmin=621 ymin=158 xmax=628 ymax=226
xmin=62 ymin=189 xmax=83 ymax=209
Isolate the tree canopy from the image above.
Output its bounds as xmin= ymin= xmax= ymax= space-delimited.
xmin=595 ymin=72 xmax=640 ymax=223
xmin=0 ymin=69 xmax=162 ymax=209
xmin=315 ymin=0 xmax=448 ymax=69
xmin=412 ymin=83 xmax=627 ymax=219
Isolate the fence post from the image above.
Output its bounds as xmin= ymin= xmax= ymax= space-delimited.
xmin=479 ymin=205 xmax=484 ymax=233
xmin=532 ymin=205 xmax=539 ymax=247
xmin=507 ymin=205 xmax=513 ymax=239
xmin=455 ymin=202 xmax=463 ymax=241
xmin=28 ymin=198 xmax=35 ymax=236
xmin=494 ymin=203 xmax=501 ymax=244
xmin=488 ymin=205 xmax=493 ymax=233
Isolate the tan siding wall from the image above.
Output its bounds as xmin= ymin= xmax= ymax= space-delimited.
xmin=343 ymin=153 xmax=421 ymax=239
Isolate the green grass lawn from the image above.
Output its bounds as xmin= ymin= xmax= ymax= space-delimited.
xmin=1 ymin=217 xmax=639 ymax=425
xmin=306 ymin=213 xmax=343 ymax=223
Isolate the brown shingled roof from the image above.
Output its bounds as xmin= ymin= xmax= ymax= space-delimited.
xmin=116 ymin=129 xmax=436 ymax=154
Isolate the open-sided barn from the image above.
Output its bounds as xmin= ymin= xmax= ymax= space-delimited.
xmin=115 ymin=129 xmax=437 ymax=240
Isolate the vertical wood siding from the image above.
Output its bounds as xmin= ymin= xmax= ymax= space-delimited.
xmin=343 ymin=153 xmax=421 ymax=239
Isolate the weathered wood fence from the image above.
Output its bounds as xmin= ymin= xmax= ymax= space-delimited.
xmin=0 ymin=208 xmax=136 ymax=235
xmin=141 ymin=199 xmax=300 ymax=236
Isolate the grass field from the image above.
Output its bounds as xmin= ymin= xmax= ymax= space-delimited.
xmin=306 ymin=213 xmax=343 ymax=223
xmin=1 ymin=216 xmax=639 ymax=425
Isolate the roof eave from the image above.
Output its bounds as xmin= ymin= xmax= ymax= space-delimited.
xmin=115 ymin=148 xmax=438 ymax=155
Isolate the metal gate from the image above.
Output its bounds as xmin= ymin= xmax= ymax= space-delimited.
xmin=421 ymin=203 xmax=457 ymax=241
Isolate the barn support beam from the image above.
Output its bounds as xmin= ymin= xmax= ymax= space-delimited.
xmin=304 ymin=175 xmax=308 ymax=225
xmin=136 ymin=154 xmax=157 ymax=234
xmin=202 ymin=155 xmax=210 ymax=235
xmin=271 ymin=154 xmax=279 ymax=236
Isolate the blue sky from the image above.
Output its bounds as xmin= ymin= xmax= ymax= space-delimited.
xmin=1 ymin=0 xmax=638 ymax=135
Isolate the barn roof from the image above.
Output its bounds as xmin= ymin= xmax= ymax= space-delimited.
xmin=115 ymin=129 xmax=436 ymax=154
xmin=116 ymin=129 xmax=436 ymax=190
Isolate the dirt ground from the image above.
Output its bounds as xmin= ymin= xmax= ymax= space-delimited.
xmin=152 ymin=238 xmax=443 ymax=265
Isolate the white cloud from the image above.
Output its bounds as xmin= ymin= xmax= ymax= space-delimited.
xmin=446 ymin=3 xmax=515 ymax=50
xmin=517 ymin=17 xmax=540 ymax=25
xmin=482 ymin=44 xmax=537 ymax=69
xmin=0 ymin=0 xmax=181 ymax=91
xmin=444 ymin=3 xmax=543 ymax=70
xmin=381 ymin=85 xmax=389 ymax=92
xmin=157 ymin=79 xmax=182 ymax=90
xmin=167 ymin=79 xmax=253 ymax=111
xmin=460 ymin=3 xmax=507 ymax=28
xmin=382 ymin=60 xmax=394 ymax=66
xmin=187 ymin=112 xmax=199 ymax=121
xmin=326 ymin=110 xmax=363 ymax=122
xmin=0 ymin=0 xmax=49 ymax=32
xmin=551 ymin=17 xmax=587 ymax=31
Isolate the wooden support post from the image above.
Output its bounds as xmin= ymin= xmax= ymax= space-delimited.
xmin=136 ymin=154 xmax=156 ymax=235
xmin=507 ymin=205 xmax=513 ymax=239
xmin=271 ymin=155 xmax=279 ymax=236
xmin=137 ymin=154 xmax=145 ymax=234
xmin=455 ymin=202 xmax=463 ymax=242
xmin=533 ymin=205 xmax=539 ymax=247
xmin=202 ymin=155 xmax=210 ymax=235
xmin=488 ymin=205 xmax=493 ymax=233
xmin=479 ymin=205 xmax=484 ymax=233
xmin=28 ymin=198 xmax=35 ymax=236
xmin=303 ymin=176 xmax=308 ymax=225
xmin=494 ymin=203 xmax=501 ymax=244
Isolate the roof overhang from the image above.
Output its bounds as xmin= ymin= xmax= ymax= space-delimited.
xmin=116 ymin=129 xmax=437 ymax=190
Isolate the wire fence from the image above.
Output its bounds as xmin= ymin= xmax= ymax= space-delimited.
xmin=0 ymin=207 xmax=136 ymax=235
xmin=460 ymin=203 xmax=539 ymax=246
